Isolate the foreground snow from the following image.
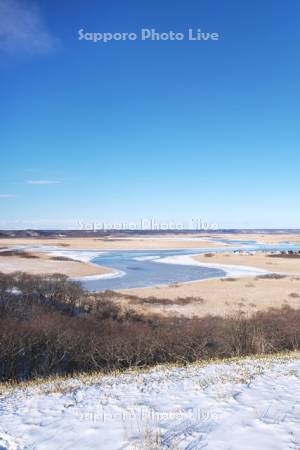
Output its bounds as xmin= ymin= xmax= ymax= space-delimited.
xmin=1 ymin=354 xmax=300 ymax=449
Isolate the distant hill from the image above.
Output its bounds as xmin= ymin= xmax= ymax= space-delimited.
xmin=1 ymin=229 xmax=300 ymax=238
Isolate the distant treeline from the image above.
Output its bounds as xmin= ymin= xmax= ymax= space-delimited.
xmin=1 ymin=229 xmax=300 ymax=239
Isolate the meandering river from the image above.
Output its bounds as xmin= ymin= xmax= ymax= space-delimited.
xmin=79 ymin=241 xmax=300 ymax=291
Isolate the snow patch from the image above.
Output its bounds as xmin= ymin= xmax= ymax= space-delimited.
xmin=155 ymin=254 xmax=270 ymax=279
xmin=133 ymin=255 xmax=160 ymax=261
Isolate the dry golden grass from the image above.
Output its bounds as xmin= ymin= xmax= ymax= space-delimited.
xmin=118 ymin=252 xmax=300 ymax=318
xmin=0 ymin=236 xmax=223 ymax=250
xmin=194 ymin=252 xmax=300 ymax=274
xmin=0 ymin=251 xmax=111 ymax=277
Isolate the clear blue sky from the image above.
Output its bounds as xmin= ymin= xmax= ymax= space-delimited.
xmin=1 ymin=0 xmax=300 ymax=229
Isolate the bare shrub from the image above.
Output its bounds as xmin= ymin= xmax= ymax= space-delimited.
xmin=132 ymin=296 xmax=174 ymax=305
xmin=50 ymin=256 xmax=75 ymax=261
xmin=268 ymin=252 xmax=300 ymax=259
xmin=256 ymin=273 xmax=287 ymax=280
xmin=0 ymin=250 xmax=38 ymax=258
xmin=221 ymin=277 xmax=237 ymax=282
xmin=1 ymin=272 xmax=300 ymax=381
xmin=129 ymin=296 xmax=204 ymax=306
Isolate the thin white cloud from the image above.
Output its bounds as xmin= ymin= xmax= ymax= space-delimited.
xmin=0 ymin=193 xmax=16 ymax=198
xmin=0 ymin=219 xmax=78 ymax=229
xmin=0 ymin=0 xmax=57 ymax=54
xmin=27 ymin=180 xmax=61 ymax=185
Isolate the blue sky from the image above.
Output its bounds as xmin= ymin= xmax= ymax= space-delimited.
xmin=1 ymin=0 xmax=300 ymax=229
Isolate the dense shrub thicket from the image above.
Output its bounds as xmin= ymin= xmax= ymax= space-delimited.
xmin=0 ymin=272 xmax=300 ymax=381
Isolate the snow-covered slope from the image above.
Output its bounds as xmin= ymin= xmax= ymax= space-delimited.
xmin=1 ymin=354 xmax=300 ymax=449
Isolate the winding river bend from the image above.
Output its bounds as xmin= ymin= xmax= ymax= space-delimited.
xmin=78 ymin=241 xmax=300 ymax=291
xmin=83 ymin=249 xmax=225 ymax=291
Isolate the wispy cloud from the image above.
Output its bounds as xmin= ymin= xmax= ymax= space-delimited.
xmin=0 ymin=193 xmax=16 ymax=198
xmin=27 ymin=180 xmax=61 ymax=185
xmin=0 ymin=219 xmax=78 ymax=229
xmin=0 ymin=0 xmax=57 ymax=55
